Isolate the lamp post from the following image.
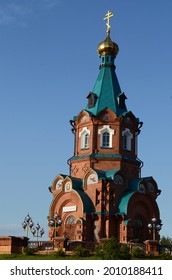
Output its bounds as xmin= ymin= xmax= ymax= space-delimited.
xmin=48 ymin=213 xmax=62 ymax=238
xmin=22 ymin=214 xmax=34 ymax=238
xmin=22 ymin=214 xmax=44 ymax=241
xmin=31 ymin=223 xmax=45 ymax=241
xmin=148 ymin=217 xmax=162 ymax=241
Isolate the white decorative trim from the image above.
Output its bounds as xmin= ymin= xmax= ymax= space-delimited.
xmin=63 ymin=206 xmax=77 ymax=212
xmin=79 ymin=127 xmax=90 ymax=149
xmin=98 ymin=125 xmax=114 ymax=148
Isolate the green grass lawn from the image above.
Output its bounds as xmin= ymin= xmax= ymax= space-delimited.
xmin=1 ymin=244 xmax=172 ymax=260
xmin=1 ymin=254 xmax=68 ymax=260
xmin=0 ymin=253 xmax=99 ymax=260
xmin=1 ymin=253 xmax=172 ymax=260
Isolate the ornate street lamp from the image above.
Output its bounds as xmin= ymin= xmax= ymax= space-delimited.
xmin=22 ymin=214 xmax=44 ymax=241
xmin=22 ymin=214 xmax=34 ymax=238
xmin=48 ymin=213 xmax=62 ymax=238
xmin=31 ymin=223 xmax=45 ymax=241
xmin=148 ymin=217 xmax=162 ymax=241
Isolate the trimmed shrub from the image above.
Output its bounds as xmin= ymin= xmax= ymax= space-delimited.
xmin=119 ymin=244 xmax=131 ymax=260
xmin=159 ymin=252 xmax=172 ymax=260
xmin=131 ymin=246 xmax=145 ymax=259
xmin=74 ymin=246 xmax=90 ymax=258
xmin=95 ymin=237 xmax=131 ymax=260
xmin=54 ymin=248 xmax=66 ymax=257
xmin=23 ymin=246 xmax=36 ymax=255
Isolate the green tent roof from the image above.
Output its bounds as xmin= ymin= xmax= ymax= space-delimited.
xmin=85 ymin=55 xmax=128 ymax=117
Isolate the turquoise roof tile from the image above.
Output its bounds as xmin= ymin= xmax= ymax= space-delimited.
xmin=94 ymin=169 xmax=107 ymax=179
xmin=128 ymin=179 xmax=141 ymax=192
xmin=70 ymin=153 xmax=139 ymax=164
xmin=117 ymin=191 xmax=135 ymax=215
xmin=85 ymin=55 xmax=128 ymax=117
xmin=117 ymin=176 xmax=154 ymax=215
xmin=75 ymin=189 xmax=94 ymax=213
xmin=105 ymin=169 xmax=120 ymax=180
xmin=94 ymin=168 xmax=120 ymax=180
xmin=123 ymin=219 xmax=132 ymax=225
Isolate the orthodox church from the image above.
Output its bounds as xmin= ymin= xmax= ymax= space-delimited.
xmin=48 ymin=11 xmax=161 ymax=244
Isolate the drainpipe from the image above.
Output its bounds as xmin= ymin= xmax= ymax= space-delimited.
xmin=67 ymin=120 xmax=76 ymax=176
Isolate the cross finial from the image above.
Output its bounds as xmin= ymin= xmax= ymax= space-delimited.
xmin=104 ymin=10 xmax=114 ymax=35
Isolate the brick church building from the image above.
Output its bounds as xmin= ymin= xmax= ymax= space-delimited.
xmin=48 ymin=12 xmax=161 ymax=244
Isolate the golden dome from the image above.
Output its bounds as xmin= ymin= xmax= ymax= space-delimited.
xmin=97 ymin=35 xmax=119 ymax=57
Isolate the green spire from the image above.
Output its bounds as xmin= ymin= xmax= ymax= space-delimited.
xmin=85 ymin=11 xmax=128 ymax=117
xmin=85 ymin=44 xmax=128 ymax=117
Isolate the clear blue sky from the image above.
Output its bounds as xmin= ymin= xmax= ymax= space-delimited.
xmin=0 ymin=0 xmax=172 ymax=240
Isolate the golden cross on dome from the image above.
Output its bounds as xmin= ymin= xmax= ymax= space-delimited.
xmin=104 ymin=10 xmax=114 ymax=34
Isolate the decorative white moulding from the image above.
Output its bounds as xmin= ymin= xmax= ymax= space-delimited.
xmin=63 ymin=206 xmax=77 ymax=213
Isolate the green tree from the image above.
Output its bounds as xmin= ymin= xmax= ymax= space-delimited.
xmin=160 ymin=236 xmax=172 ymax=246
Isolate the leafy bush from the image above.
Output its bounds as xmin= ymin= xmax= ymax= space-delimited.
xmin=23 ymin=246 xmax=36 ymax=255
xmin=95 ymin=237 xmax=131 ymax=260
xmin=74 ymin=246 xmax=90 ymax=258
xmin=119 ymin=245 xmax=132 ymax=260
xmin=159 ymin=252 xmax=172 ymax=260
xmin=131 ymin=246 xmax=145 ymax=259
xmin=54 ymin=248 xmax=66 ymax=257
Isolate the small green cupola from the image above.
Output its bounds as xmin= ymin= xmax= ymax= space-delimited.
xmin=85 ymin=11 xmax=128 ymax=117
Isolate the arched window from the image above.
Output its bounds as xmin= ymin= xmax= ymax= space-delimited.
xmin=122 ymin=128 xmax=133 ymax=151
xmin=66 ymin=216 xmax=76 ymax=224
xmin=87 ymin=92 xmax=97 ymax=108
xmin=123 ymin=134 xmax=128 ymax=149
xmin=98 ymin=125 xmax=114 ymax=148
xmin=102 ymin=131 xmax=110 ymax=147
xmin=84 ymin=133 xmax=90 ymax=149
xmin=79 ymin=127 xmax=90 ymax=149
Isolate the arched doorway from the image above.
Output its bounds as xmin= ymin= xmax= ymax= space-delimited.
xmin=63 ymin=216 xmax=77 ymax=240
xmin=133 ymin=216 xmax=145 ymax=242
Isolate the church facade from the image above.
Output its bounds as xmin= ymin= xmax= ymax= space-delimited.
xmin=48 ymin=12 xmax=161 ymax=244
